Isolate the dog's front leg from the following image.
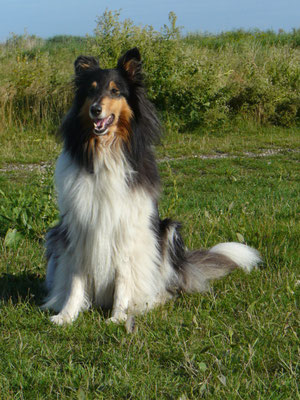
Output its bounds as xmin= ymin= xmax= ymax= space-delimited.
xmin=51 ymin=274 xmax=86 ymax=325
xmin=108 ymin=269 xmax=132 ymax=324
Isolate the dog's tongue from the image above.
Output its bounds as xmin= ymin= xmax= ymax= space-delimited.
xmin=95 ymin=115 xmax=114 ymax=131
xmin=96 ymin=117 xmax=109 ymax=129
xmin=93 ymin=114 xmax=115 ymax=134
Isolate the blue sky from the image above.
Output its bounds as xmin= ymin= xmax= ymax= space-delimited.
xmin=0 ymin=0 xmax=299 ymax=41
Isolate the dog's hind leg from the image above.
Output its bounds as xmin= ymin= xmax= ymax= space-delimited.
xmin=45 ymin=255 xmax=57 ymax=291
xmin=45 ymin=221 xmax=68 ymax=291
xmin=50 ymin=273 xmax=87 ymax=325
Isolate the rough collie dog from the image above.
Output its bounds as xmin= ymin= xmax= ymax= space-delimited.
xmin=43 ymin=48 xmax=261 ymax=326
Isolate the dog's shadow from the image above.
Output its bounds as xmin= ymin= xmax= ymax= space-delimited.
xmin=0 ymin=272 xmax=45 ymax=305
xmin=0 ymin=273 xmax=113 ymax=319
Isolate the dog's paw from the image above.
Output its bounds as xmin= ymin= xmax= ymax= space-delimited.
xmin=50 ymin=313 xmax=73 ymax=325
xmin=106 ymin=314 xmax=136 ymax=333
xmin=106 ymin=316 xmax=121 ymax=325
xmin=106 ymin=310 xmax=128 ymax=325
xmin=125 ymin=315 xmax=136 ymax=333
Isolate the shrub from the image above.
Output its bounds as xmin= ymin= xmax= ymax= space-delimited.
xmin=0 ymin=11 xmax=299 ymax=131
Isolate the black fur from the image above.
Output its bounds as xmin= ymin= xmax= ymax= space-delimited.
xmin=159 ymin=219 xmax=186 ymax=271
xmin=61 ymin=48 xmax=161 ymax=187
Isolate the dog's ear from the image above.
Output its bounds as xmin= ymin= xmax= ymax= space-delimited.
xmin=117 ymin=48 xmax=142 ymax=81
xmin=74 ymin=56 xmax=99 ymax=75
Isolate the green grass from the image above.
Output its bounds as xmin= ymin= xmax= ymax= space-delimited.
xmin=158 ymin=120 xmax=300 ymax=160
xmin=0 ymin=118 xmax=299 ymax=399
xmin=0 ymin=124 xmax=60 ymax=167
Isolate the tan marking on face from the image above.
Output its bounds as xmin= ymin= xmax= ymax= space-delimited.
xmin=79 ymin=92 xmax=133 ymax=152
xmin=91 ymin=81 xmax=97 ymax=88
xmin=100 ymin=96 xmax=133 ymax=143
xmin=116 ymin=99 xmax=133 ymax=142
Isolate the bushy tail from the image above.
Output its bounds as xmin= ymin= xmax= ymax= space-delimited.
xmin=178 ymin=242 xmax=262 ymax=293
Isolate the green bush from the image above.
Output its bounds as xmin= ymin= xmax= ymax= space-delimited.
xmin=0 ymin=11 xmax=299 ymax=131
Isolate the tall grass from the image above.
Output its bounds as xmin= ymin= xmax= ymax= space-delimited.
xmin=184 ymin=28 xmax=300 ymax=49
xmin=0 ymin=10 xmax=299 ymax=133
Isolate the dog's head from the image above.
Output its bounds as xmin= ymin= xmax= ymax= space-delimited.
xmin=74 ymin=48 xmax=142 ymax=143
xmin=64 ymin=48 xmax=160 ymax=174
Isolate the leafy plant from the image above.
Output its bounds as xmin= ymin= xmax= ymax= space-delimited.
xmin=0 ymin=11 xmax=299 ymax=133
xmin=0 ymin=171 xmax=57 ymax=244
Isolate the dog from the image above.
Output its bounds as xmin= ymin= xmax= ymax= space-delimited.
xmin=43 ymin=48 xmax=261 ymax=326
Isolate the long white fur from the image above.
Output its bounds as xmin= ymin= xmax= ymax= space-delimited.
xmin=43 ymin=149 xmax=171 ymax=324
xmin=209 ymin=242 xmax=261 ymax=272
xmin=44 ymin=148 xmax=261 ymax=325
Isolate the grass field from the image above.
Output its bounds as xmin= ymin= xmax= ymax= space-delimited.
xmin=0 ymin=12 xmax=299 ymax=399
xmin=0 ymin=119 xmax=299 ymax=399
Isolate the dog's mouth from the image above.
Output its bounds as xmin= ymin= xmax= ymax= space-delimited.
xmin=93 ymin=114 xmax=115 ymax=136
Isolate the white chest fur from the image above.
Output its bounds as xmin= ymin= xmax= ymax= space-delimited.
xmin=54 ymin=150 xmax=162 ymax=309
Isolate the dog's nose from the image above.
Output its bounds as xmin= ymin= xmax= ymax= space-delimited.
xmin=90 ymin=103 xmax=102 ymax=117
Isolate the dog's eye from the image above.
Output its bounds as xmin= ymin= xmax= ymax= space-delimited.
xmin=111 ymin=88 xmax=120 ymax=96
